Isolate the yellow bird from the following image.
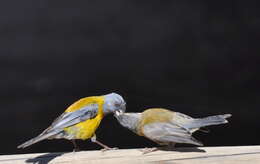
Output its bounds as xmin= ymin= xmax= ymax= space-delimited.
xmin=115 ymin=108 xmax=231 ymax=153
xmin=18 ymin=93 xmax=126 ymax=151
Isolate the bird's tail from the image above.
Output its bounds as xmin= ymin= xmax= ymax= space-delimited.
xmin=188 ymin=114 xmax=232 ymax=130
xmin=17 ymin=131 xmax=57 ymax=149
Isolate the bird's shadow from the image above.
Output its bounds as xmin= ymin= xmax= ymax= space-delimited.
xmin=24 ymin=147 xmax=205 ymax=163
xmin=158 ymin=146 xmax=206 ymax=153
xmin=26 ymin=152 xmax=65 ymax=164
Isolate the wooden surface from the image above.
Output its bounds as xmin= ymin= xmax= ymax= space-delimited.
xmin=1 ymin=146 xmax=260 ymax=164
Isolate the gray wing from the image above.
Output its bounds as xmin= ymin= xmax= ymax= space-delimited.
xmin=142 ymin=122 xmax=203 ymax=146
xmin=171 ymin=112 xmax=199 ymax=132
xmin=45 ymin=103 xmax=99 ymax=132
xmin=17 ymin=104 xmax=99 ymax=148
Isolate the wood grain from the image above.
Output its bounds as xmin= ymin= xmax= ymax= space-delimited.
xmin=1 ymin=146 xmax=260 ymax=164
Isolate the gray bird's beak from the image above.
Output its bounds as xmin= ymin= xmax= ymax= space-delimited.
xmin=115 ymin=110 xmax=123 ymax=116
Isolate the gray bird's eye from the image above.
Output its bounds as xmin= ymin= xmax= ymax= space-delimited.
xmin=114 ymin=103 xmax=120 ymax=106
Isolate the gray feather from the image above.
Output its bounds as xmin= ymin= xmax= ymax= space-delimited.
xmin=50 ymin=104 xmax=98 ymax=130
xmin=180 ymin=114 xmax=232 ymax=131
xmin=143 ymin=123 xmax=203 ymax=146
xmin=114 ymin=113 xmax=141 ymax=134
xmin=17 ymin=104 xmax=99 ymax=149
xmin=17 ymin=130 xmax=58 ymax=148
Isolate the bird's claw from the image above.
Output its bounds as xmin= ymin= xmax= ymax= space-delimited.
xmin=140 ymin=147 xmax=158 ymax=154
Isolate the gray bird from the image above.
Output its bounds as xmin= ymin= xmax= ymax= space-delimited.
xmin=115 ymin=108 xmax=231 ymax=153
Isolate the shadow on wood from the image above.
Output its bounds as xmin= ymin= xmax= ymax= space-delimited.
xmin=1 ymin=146 xmax=260 ymax=164
xmin=24 ymin=147 xmax=205 ymax=164
xmin=25 ymin=153 xmax=65 ymax=164
xmin=159 ymin=146 xmax=206 ymax=152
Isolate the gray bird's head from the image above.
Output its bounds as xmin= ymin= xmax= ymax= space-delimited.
xmin=114 ymin=112 xmax=142 ymax=134
xmin=103 ymin=93 xmax=126 ymax=115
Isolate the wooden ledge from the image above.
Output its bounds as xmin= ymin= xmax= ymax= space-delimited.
xmin=1 ymin=146 xmax=260 ymax=164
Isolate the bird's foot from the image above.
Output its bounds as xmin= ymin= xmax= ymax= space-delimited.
xmin=91 ymin=134 xmax=118 ymax=152
xmin=73 ymin=148 xmax=80 ymax=153
xmin=140 ymin=147 xmax=158 ymax=154
xmin=71 ymin=140 xmax=80 ymax=153
xmin=101 ymin=147 xmax=118 ymax=152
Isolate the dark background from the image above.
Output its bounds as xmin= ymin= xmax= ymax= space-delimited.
xmin=0 ymin=0 xmax=259 ymax=155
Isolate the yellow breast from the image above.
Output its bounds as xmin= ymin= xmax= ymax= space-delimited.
xmin=72 ymin=114 xmax=103 ymax=139
xmin=63 ymin=96 xmax=104 ymax=140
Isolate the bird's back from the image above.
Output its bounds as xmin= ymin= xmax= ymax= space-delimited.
xmin=136 ymin=108 xmax=203 ymax=146
xmin=141 ymin=108 xmax=174 ymax=123
xmin=65 ymin=96 xmax=103 ymax=112
xmin=137 ymin=108 xmax=175 ymax=135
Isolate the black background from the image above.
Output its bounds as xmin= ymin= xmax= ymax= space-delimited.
xmin=0 ymin=0 xmax=259 ymax=155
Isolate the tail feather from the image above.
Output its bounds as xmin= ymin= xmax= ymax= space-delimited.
xmin=187 ymin=114 xmax=232 ymax=130
xmin=17 ymin=131 xmax=57 ymax=149
xmin=190 ymin=136 xmax=204 ymax=146
xmin=198 ymin=127 xmax=210 ymax=133
xmin=222 ymin=114 xmax=232 ymax=119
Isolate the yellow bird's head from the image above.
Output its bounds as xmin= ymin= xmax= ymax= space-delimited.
xmin=103 ymin=93 xmax=126 ymax=115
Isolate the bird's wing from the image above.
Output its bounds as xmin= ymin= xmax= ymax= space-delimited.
xmin=17 ymin=104 xmax=99 ymax=148
xmin=43 ymin=103 xmax=99 ymax=133
xmin=142 ymin=122 xmax=203 ymax=146
xmin=171 ymin=112 xmax=198 ymax=132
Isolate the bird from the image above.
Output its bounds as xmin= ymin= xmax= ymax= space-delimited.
xmin=18 ymin=93 xmax=126 ymax=151
xmin=114 ymin=108 xmax=231 ymax=153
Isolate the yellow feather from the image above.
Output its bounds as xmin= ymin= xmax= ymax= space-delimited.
xmin=64 ymin=96 xmax=105 ymax=140
xmin=141 ymin=108 xmax=174 ymax=125
xmin=65 ymin=96 xmax=104 ymax=112
xmin=137 ymin=108 xmax=175 ymax=136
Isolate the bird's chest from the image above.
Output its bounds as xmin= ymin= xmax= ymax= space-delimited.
xmin=65 ymin=114 xmax=103 ymax=140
